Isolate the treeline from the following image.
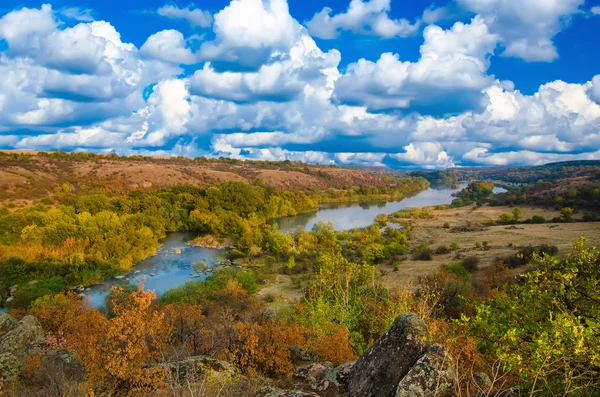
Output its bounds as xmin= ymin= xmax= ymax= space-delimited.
xmin=0 ymin=177 xmax=429 ymax=309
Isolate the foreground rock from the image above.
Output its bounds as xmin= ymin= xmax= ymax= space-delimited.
xmin=396 ymin=344 xmax=455 ymax=397
xmin=314 ymin=361 xmax=355 ymax=392
xmin=347 ymin=313 xmax=429 ymax=397
xmin=294 ymin=362 xmax=333 ymax=384
xmin=0 ymin=315 xmax=43 ymax=356
xmin=256 ymin=386 xmax=320 ymax=397
xmin=0 ymin=312 xmax=18 ymax=337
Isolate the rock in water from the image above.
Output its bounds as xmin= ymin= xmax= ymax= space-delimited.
xmin=396 ymin=344 xmax=456 ymax=397
xmin=347 ymin=313 xmax=429 ymax=397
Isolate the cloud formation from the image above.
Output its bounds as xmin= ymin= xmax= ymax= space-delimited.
xmin=0 ymin=1 xmax=598 ymax=169
xmin=306 ymin=0 xmax=420 ymax=39
xmin=157 ymin=4 xmax=212 ymax=27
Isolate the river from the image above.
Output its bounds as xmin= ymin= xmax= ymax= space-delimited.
xmin=85 ymin=183 xmax=505 ymax=307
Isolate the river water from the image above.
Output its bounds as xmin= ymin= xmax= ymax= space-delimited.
xmin=85 ymin=183 xmax=505 ymax=307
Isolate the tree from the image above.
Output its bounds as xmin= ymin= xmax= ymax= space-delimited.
xmin=65 ymin=286 xmax=171 ymax=395
xmin=512 ymin=207 xmax=522 ymax=222
xmin=560 ymin=207 xmax=574 ymax=222
xmin=499 ymin=213 xmax=512 ymax=224
xmin=466 ymin=238 xmax=600 ymax=395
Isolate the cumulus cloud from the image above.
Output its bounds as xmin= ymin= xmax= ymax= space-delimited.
xmin=335 ymin=17 xmax=498 ymax=113
xmin=140 ymin=30 xmax=196 ymax=64
xmin=306 ymin=0 xmax=419 ymax=39
xmin=157 ymin=4 xmax=212 ymax=27
xmin=592 ymin=6 xmax=600 ymax=15
xmin=457 ymin=0 xmax=584 ymax=62
xmin=0 ymin=1 xmax=598 ymax=170
xmin=199 ymin=0 xmax=300 ymax=69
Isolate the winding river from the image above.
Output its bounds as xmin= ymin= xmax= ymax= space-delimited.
xmin=86 ymin=183 xmax=505 ymax=307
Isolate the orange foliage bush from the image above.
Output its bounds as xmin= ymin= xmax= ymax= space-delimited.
xmin=64 ymin=287 xmax=172 ymax=396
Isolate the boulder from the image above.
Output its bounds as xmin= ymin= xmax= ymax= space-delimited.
xmin=347 ymin=313 xmax=429 ymax=397
xmin=0 ymin=313 xmax=17 ymax=337
xmin=152 ymin=355 xmax=239 ymax=380
xmin=294 ymin=362 xmax=333 ymax=384
xmin=396 ymin=344 xmax=455 ymax=397
xmin=0 ymin=315 xmax=44 ymax=356
xmin=255 ymin=386 xmax=320 ymax=397
xmin=0 ymin=352 xmax=20 ymax=384
xmin=289 ymin=345 xmax=321 ymax=363
xmin=314 ymin=361 xmax=355 ymax=392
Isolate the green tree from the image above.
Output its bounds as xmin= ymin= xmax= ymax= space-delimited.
xmin=512 ymin=207 xmax=522 ymax=222
xmin=560 ymin=207 xmax=574 ymax=222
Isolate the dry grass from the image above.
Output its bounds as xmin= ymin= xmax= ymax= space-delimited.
xmin=380 ymin=204 xmax=600 ymax=288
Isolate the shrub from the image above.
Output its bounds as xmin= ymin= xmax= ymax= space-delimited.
xmin=434 ymin=246 xmax=451 ymax=255
xmin=443 ymin=222 xmax=451 ymax=229
xmin=412 ymin=243 xmax=433 ymax=261
xmin=499 ymin=213 xmax=512 ymax=224
xmin=450 ymin=242 xmax=459 ymax=251
xmin=474 ymin=242 xmax=481 ymax=249
xmin=392 ymin=262 xmax=400 ymax=272
xmin=461 ymin=256 xmax=480 ymax=273
xmin=531 ymin=215 xmax=546 ymax=224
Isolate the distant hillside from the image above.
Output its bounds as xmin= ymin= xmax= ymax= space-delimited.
xmin=0 ymin=151 xmax=403 ymax=208
xmin=412 ymin=160 xmax=600 ymax=185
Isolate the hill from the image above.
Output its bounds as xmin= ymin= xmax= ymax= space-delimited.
xmin=0 ymin=151 xmax=398 ymax=208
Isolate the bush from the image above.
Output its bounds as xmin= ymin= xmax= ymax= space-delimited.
xmin=461 ymin=256 xmax=480 ymax=273
xmin=450 ymin=242 xmax=459 ymax=251
xmin=443 ymin=222 xmax=451 ymax=229
xmin=392 ymin=262 xmax=400 ymax=272
xmin=531 ymin=215 xmax=546 ymax=224
xmin=412 ymin=243 xmax=433 ymax=261
xmin=474 ymin=242 xmax=481 ymax=249
xmin=434 ymin=246 xmax=451 ymax=255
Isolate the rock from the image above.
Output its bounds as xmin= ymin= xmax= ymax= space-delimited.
xmin=75 ymin=285 xmax=85 ymax=292
xmin=294 ymin=362 xmax=333 ymax=384
xmin=0 ymin=313 xmax=18 ymax=337
xmin=314 ymin=361 xmax=355 ymax=392
xmin=471 ymin=372 xmax=492 ymax=391
xmin=114 ymin=275 xmax=125 ymax=279
xmin=289 ymin=345 xmax=321 ymax=363
xmin=255 ymin=386 xmax=320 ymax=397
xmin=0 ymin=315 xmax=44 ymax=356
xmin=7 ymin=285 xmax=18 ymax=296
xmin=347 ymin=313 xmax=429 ymax=397
xmin=27 ymin=280 xmax=38 ymax=286
xmin=153 ymin=355 xmax=239 ymax=380
xmin=0 ymin=352 xmax=20 ymax=383
xmin=396 ymin=344 xmax=455 ymax=397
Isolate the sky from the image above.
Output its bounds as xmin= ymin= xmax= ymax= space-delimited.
xmin=0 ymin=0 xmax=599 ymax=169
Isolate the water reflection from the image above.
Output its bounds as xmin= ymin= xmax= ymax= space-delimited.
xmin=275 ymin=183 xmax=468 ymax=233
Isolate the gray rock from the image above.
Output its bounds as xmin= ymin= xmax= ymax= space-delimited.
xmin=347 ymin=313 xmax=429 ymax=397
xmin=289 ymin=345 xmax=321 ymax=363
xmin=255 ymin=386 xmax=320 ymax=397
xmin=0 ymin=315 xmax=44 ymax=356
xmin=396 ymin=344 xmax=456 ymax=397
xmin=0 ymin=352 xmax=20 ymax=384
xmin=314 ymin=361 xmax=355 ymax=392
xmin=0 ymin=312 xmax=18 ymax=337
xmin=471 ymin=371 xmax=492 ymax=392
xmin=294 ymin=362 xmax=333 ymax=384
xmin=152 ymin=355 xmax=239 ymax=380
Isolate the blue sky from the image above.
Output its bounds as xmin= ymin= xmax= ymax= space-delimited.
xmin=0 ymin=0 xmax=599 ymax=168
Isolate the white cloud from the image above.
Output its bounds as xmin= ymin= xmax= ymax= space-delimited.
xmin=335 ymin=17 xmax=498 ymax=112
xmin=306 ymin=0 xmax=419 ymax=39
xmin=589 ymin=75 xmax=600 ymax=103
xmin=199 ymin=0 xmax=300 ymax=68
xmin=389 ymin=142 xmax=455 ymax=169
xmin=592 ymin=6 xmax=600 ymax=15
xmin=141 ymin=30 xmax=196 ymax=64
xmin=458 ymin=0 xmax=584 ymax=62
xmin=157 ymin=4 xmax=212 ymax=27
xmin=0 ymin=4 xmax=56 ymax=52
xmin=59 ymin=7 xmax=94 ymax=22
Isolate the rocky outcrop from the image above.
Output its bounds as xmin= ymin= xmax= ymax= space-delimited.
xmin=346 ymin=313 xmax=430 ymax=397
xmin=396 ymin=344 xmax=455 ymax=397
xmin=255 ymin=386 xmax=320 ymax=397
xmin=0 ymin=312 xmax=17 ymax=337
xmin=152 ymin=355 xmax=239 ymax=380
xmin=0 ymin=315 xmax=43 ymax=356
xmin=314 ymin=361 xmax=355 ymax=392
xmin=0 ymin=314 xmax=44 ymax=385
xmin=294 ymin=362 xmax=333 ymax=385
